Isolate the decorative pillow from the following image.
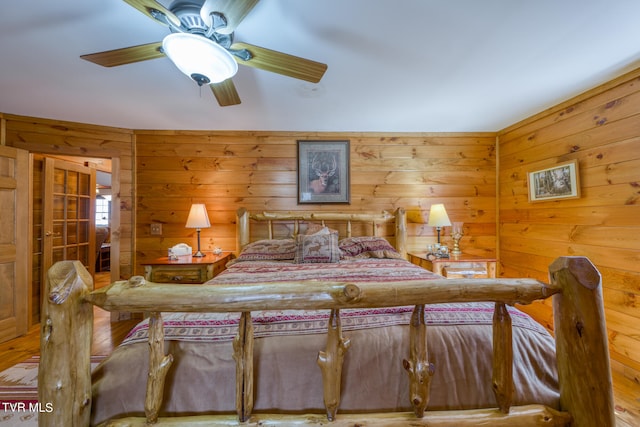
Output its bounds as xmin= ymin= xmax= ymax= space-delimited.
xmin=294 ymin=231 xmax=340 ymax=264
xmin=234 ymin=239 xmax=296 ymax=262
xmin=339 ymin=236 xmax=404 ymax=259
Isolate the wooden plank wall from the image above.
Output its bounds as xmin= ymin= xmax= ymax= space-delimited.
xmin=134 ymin=132 xmax=497 ymax=267
xmin=498 ymin=68 xmax=640 ymax=383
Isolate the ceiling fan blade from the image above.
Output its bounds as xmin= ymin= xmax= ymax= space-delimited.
xmin=210 ymin=79 xmax=241 ymax=106
xmin=201 ymin=0 xmax=260 ymax=35
xmin=231 ymin=42 xmax=327 ymax=83
xmin=123 ymin=0 xmax=182 ymax=27
xmin=81 ymin=42 xmax=164 ymax=67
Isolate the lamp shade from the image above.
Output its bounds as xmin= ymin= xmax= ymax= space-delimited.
xmin=162 ymin=33 xmax=238 ymax=85
xmin=185 ymin=203 xmax=211 ymax=229
xmin=427 ymin=204 xmax=451 ymax=227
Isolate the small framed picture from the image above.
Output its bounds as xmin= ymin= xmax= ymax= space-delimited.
xmin=527 ymin=160 xmax=580 ymax=202
xmin=297 ymin=140 xmax=350 ymax=204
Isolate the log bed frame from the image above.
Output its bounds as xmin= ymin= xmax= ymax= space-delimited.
xmin=38 ymin=208 xmax=615 ymax=427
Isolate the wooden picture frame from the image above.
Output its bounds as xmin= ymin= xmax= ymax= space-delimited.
xmin=527 ymin=159 xmax=580 ymax=202
xmin=297 ymin=140 xmax=350 ymax=204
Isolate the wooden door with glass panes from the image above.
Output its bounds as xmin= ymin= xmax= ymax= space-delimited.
xmin=42 ymin=158 xmax=96 ymax=285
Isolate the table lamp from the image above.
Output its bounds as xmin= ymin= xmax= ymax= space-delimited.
xmin=427 ymin=204 xmax=451 ymax=245
xmin=185 ymin=203 xmax=211 ymax=257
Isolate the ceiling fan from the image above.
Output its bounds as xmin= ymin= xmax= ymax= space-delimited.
xmin=81 ymin=0 xmax=328 ymax=106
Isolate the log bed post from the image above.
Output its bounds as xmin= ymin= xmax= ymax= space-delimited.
xmin=236 ymin=208 xmax=250 ymax=255
xmin=549 ymin=256 xmax=615 ymax=427
xmin=39 ymin=261 xmax=93 ymax=427
xmin=233 ymin=311 xmax=255 ymax=422
xmin=492 ymin=302 xmax=514 ymax=413
xmin=403 ymin=304 xmax=434 ymax=417
xmin=317 ymin=309 xmax=351 ymax=421
xmin=394 ymin=208 xmax=407 ymax=259
xmin=145 ymin=312 xmax=174 ymax=424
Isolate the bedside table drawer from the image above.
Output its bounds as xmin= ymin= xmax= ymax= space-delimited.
xmin=442 ymin=266 xmax=488 ymax=279
xmin=143 ymin=252 xmax=232 ymax=285
xmin=211 ymin=260 xmax=226 ymax=278
xmin=408 ymin=252 xmax=497 ymax=279
xmin=440 ymin=261 xmax=492 ymax=278
xmin=150 ymin=266 xmax=208 ymax=284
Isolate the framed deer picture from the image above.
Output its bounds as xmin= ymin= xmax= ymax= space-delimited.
xmin=297 ymin=140 xmax=350 ymax=204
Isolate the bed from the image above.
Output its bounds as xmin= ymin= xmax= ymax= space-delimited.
xmin=38 ymin=208 xmax=615 ymax=427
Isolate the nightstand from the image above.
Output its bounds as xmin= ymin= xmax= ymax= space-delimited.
xmin=143 ymin=252 xmax=232 ymax=284
xmin=408 ymin=252 xmax=497 ymax=278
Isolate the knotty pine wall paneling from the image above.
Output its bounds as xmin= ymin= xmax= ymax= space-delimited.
xmin=134 ymin=131 xmax=497 ymax=269
xmin=497 ymin=68 xmax=640 ymax=383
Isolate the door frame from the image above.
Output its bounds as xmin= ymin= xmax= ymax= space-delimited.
xmin=38 ymin=156 xmax=119 ymax=270
xmin=34 ymin=155 xmax=119 ymax=327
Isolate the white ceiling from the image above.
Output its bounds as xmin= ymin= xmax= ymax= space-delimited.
xmin=2 ymin=0 xmax=640 ymax=133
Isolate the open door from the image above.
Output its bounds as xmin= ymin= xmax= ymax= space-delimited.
xmin=42 ymin=158 xmax=97 ymax=286
xmin=0 ymin=146 xmax=29 ymax=342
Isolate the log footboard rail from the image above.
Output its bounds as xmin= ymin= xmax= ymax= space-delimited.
xmin=38 ymin=257 xmax=614 ymax=427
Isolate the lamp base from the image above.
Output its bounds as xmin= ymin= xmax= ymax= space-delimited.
xmin=193 ymin=229 xmax=205 ymax=257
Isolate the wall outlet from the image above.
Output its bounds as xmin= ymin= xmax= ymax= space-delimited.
xmin=150 ymin=223 xmax=162 ymax=235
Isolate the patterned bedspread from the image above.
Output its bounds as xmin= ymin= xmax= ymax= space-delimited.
xmin=122 ymin=258 xmax=548 ymax=345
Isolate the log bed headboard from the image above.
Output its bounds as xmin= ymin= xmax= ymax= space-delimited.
xmin=236 ymin=207 xmax=408 ymax=258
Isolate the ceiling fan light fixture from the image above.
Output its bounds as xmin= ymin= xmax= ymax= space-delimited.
xmin=162 ymin=33 xmax=238 ymax=85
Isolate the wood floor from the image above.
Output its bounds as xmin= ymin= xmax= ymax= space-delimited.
xmin=0 ymin=272 xmax=638 ymax=425
xmin=0 ymin=272 xmax=139 ymax=373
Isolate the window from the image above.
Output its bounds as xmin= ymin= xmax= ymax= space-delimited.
xmin=96 ymin=195 xmax=111 ymax=226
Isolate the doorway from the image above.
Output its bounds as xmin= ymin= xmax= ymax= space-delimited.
xmin=31 ymin=154 xmax=112 ymax=326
